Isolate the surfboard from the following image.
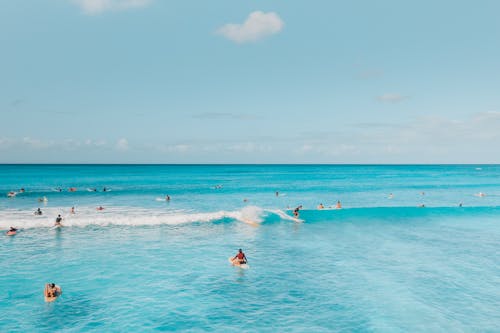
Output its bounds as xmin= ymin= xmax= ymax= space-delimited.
xmin=228 ymin=257 xmax=249 ymax=269
xmin=6 ymin=230 xmax=16 ymax=236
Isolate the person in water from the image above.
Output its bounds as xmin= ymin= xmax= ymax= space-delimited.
xmin=45 ymin=283 xmax=62 ymax=297
xmin=335 ymin=200 xmax=342 ymax=209
xmin=233 ymin=249 xmax=247 ymax=265
xmin=34 ymin=208 xmax=42 ymax=215
xmin=55 ymin=214 xmax=63 ymax=226
xmin=166 ymin=195 xmax=170 ymax=201
xmin=9 ymin=227 xmax=17 ymax=232
xmin=317 ymin=203 xmax=324 ymax=209
xmin=70 ymin=206 xmax=75 ymax=214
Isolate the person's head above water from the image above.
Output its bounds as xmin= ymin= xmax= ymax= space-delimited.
xmin=50 ymin=283 xmax=55 ymax=288
xmin=238 ymin=249 xmax=242 ymax=253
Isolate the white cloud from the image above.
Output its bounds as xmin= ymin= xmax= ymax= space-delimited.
xmin=72 ymin=0 xmax=152 ymax=15
xmin=377 ymin=93 xmax=409 ymax=103
xmin=217 ymin=11 xmax=284 ymax=43
xmin=116 ymin=138 xmax=129 ymax=151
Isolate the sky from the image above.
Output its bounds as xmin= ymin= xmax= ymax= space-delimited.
xmin=1 ymin=0 xmax=500 ymax=163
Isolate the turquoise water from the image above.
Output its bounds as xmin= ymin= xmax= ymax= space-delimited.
xmin=1 ymin=165 xmax=500 ymax=332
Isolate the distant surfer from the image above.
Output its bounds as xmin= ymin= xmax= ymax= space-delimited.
xmin=34 ymin=208 xmax=43 ymax=216
xmin=6 ymin=227 xmax=17 ymax=236
xmin=293 ymin=205 xmax=302 ymax=218
xmin=103 ymin=187 xmax=108 ymax=192
xmin=335 ymin=200 xmax=342 ymax=209
xmin=55 ymin=214 xmax=63 ymax=227
xmin=317 ymin=203 xmax=324 ymax=210
xmin=232 ymin=249 xmax=248 ymax=265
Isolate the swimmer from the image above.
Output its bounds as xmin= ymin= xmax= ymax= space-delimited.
xmin=19 ymin=188 xmax=25 ymax=193
xmin=7 ymin=191 xmax=16 ymax=197
xmin=243 ymin=198 xmax=248 ymax=203
xmin=166 ymin=195 xmax=170 ymax=201
xmin=96 ymin=206 xmax=105 ymax=211
xmin=275 ymin=191 xmax=279 ymax=197
xmin=103 ymin=187 xmax=108 ymax=192
xmin=44 ymin=283 xmax=62 ymax=301
xmin=388 ymin=193 xmax=393 ymax=199
xmin=70 ymin=206 xmax=75 ymax=214
xmin=459 ymin=202 xmax=463 ymax=207
xmin=317 ymin=203 xmax=324 ymax=209
xmin=418 ymin=204 xmax=425 ymax=208
xmin=54 ymin=214 xmax=63 ymax=227
xmin=477 ymin=192 xmax=486 ymax=197
xmin=34 ymin=208 xmax=43 ymax=216
xmin=232 ymin=249 xmax=248 ymax=265
xmin=69 ymin=187 xmax=77 ymax=192
xmin=335 ymin=200 xmax=342 ymax=209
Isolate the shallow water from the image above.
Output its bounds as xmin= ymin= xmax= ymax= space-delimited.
xmin=1 ymin=165 xmax=500 ymax=331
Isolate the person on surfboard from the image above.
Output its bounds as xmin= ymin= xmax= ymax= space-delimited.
xmin=233 ymin=249 xmax=247 ymax=265
xmin=55 ymin=214 xmax=63 ymax=227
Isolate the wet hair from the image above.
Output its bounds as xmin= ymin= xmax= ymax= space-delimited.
xmin=50 ymin=283 xmax=55 ymax=288
xmin=238 ymin=249 xmax=242 ymax=252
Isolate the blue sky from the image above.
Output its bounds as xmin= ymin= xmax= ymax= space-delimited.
xmin=1 ymin=0 xmax=499 ymax=163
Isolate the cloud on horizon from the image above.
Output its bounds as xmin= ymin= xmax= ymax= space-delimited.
xmin=2 ymin=111 xmax=500 ymax=163
xmin=72 ymin=0 xmax=152 ymax=15
xmin=377 ymin=93 xmax=410 ymax=103
xmin=217 ymin=11 xmax=284 ymax=43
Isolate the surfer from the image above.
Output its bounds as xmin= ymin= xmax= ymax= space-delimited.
xmin=103 ymin=187 xmax=108 ymax=192
xmin=55 ymin=214 xmax=63 ymax=227
xmin=34 ymin=208 xmax=43 ymax=216
xmin=6 ymin=227 xmax=18 ymax=235
xmin=233 ymin=249 xmax=248 ymax=265
xmin=293 ymin=205 xmax=302 ymax=218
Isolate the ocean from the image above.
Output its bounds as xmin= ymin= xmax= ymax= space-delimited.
xmin=1 ymin=164 xmax=499 ymax=332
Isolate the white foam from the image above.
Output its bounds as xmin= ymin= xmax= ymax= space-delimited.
xmin=0 ymin=205 xmax=267 ymax=229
